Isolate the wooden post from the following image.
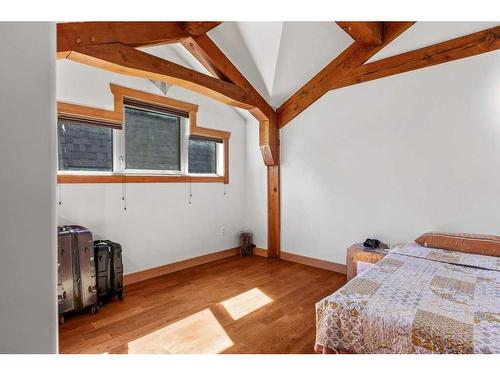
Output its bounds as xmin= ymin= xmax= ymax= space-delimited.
xmin=267 ymin=165 xmax=281 ymax=259
xmin=260 ymin=112 xmax=280 ymax=259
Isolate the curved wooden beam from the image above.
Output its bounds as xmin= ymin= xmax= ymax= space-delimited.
xmin=68 ymin=43 xmax=255 ymax=111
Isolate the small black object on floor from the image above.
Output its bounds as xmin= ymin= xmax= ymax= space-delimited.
xmin=239 ymin=231 xmax=253 ymax=256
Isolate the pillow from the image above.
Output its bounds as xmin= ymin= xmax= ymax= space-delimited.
xmin=415 ymin=232 xmax=500 ymax=257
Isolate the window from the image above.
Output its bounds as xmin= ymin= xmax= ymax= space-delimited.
xmin=58 ymin=118 xmax=113 ymax=172
xmin=124 ymin=106 xmax=182 ymax=172
xmin=57 ymin=86 xmax=230 ymax=183
xmin=188 ymin=137 xmax=219 ymax=174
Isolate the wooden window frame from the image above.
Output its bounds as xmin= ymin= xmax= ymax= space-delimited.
xmin=57 ymin=84 xmax=230 ymax=184
xmin=188 ymin=135 xmax=223 ymax=176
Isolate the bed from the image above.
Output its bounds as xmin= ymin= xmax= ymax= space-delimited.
xmin=315 ymin=242 xmax=500 ymax=354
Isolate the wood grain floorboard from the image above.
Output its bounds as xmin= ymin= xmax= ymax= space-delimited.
xmin=59 ymin=255 xmax=346 ymax=354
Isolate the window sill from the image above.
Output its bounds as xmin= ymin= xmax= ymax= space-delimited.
xmin=57 ymin=174 xmax=225 ymax=184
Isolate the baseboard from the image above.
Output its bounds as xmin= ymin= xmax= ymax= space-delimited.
xmin=280 ymin=250 xmax=346 ymax=274
xmin=124 ymin=247 xmax=239 ymax=286
xmin=124 ymin=247 xmax=346 ymax=286
xmin=253 ymin=247 xmax=345 ymax=274
xmin=253 ymin=247 xmax=268 ymax=257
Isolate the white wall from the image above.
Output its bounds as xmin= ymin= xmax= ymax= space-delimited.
xmin=57 ymin=59 xmax=247 ymax=274
xmin=279 ymin=51 xmax=500 ymax=265
xmin=243 ymin=118 xmax=268 ymax=248
xmin=0 ymin=23 xmax=57 ymax=353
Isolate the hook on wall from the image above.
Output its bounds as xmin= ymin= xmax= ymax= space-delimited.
xmin=58 ymin=184 xmax=62 ymax=205
xmin=189 ymin=177 xmax=193 ymax=205
xmin=120 ymin=155 xmax=127 ymax=211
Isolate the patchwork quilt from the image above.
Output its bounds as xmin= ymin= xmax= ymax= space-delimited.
xmin=315 ymin=243 xmax=500 ymax=354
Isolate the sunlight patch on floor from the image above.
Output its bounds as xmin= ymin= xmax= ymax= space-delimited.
xmin=220 ymin=288 xmax=273 ymax=320
xmin=127 ymin=308 xmax=233 ymax=354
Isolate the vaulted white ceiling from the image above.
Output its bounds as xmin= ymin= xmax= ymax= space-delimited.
xmin=367 ymin=21 xmax=499 ymax=63
xmin=209 ymin=22 xmax=353 ymax=108
xmin=143 ymin=22 xmax=499 ymax=111
xmin=236 ymin=22 xmax=284 ymax=100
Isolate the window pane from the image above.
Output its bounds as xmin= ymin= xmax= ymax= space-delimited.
xmin=188 ymin=137 xmax=217 ymax=174
xmin=125 ymin=106 xmax=181 ymax=171
xmin=58 ymin=119 xmax=113 ymax=172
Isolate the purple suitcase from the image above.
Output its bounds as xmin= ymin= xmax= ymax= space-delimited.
xmin=58 ymin=225 xmax=98 ymax=321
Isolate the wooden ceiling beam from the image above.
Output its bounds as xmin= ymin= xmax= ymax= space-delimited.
xmin=336 ymin=22 xmax=384 ymax=46
xmin=181 ymin=33 xmax=279 ymax=165
xmin=334 ymin=25 xmax=500 ymax=90
xmin=57 ymin=22 xmax=189 ymax=58
xmin=181 ymin=34 xmax=274 ymax=119
xmin=277 ymin=22 xmax=415 ymax=128
xmin=67 ymin=42 xmax=256 ymax=111
xmin=181 ymin=36 xmax=232 ymax=82
xmin=182 ymin=22 xmax=221 ymax=36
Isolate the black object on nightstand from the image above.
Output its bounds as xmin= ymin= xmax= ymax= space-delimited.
xmin=363 ymin=238 xmax=381 ymax=249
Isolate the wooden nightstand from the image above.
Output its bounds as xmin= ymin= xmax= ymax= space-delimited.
xmin=346 ymin=243 xmax=389 ymax=281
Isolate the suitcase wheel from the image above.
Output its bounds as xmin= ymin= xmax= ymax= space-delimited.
xmin=118 ymin=292 xmax=124 ymax=301
xmin=90 ymin=304 xmax=99 ymax=314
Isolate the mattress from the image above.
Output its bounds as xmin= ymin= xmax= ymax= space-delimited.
xmin=315 ymin=243 xmax=500 ymax=354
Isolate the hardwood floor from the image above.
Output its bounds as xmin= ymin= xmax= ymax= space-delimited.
xmin=59 ymin=255 xmax=346 ymax=354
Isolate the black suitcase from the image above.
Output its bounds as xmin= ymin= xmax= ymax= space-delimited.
xmin=94 ymin=240 xmax=124 ymax=303
xmin=107 ymin=240 xmax=124 ymax=300
xmin=94 ymin=241 xmax=112 ymax=302
xmin=58 ymin=225 xmax=99 ymax=322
